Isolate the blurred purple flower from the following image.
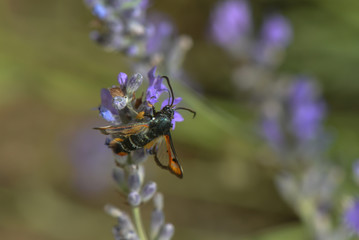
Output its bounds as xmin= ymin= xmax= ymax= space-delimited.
xmin=210 ymin=0 xmax=251 ymax=46
xmin=92 ymin=3 xmax=108 ymax=19
xmin=161 ymin=97 xmax=184 ymax=129
xmin=65 ymin=126 xmax=113 ymax=195
xmin=261 ymin=13 xmax=292 ymax=48
xmin=344 ymin=199 xmax=359 ymax=235
xmin=289 ymin=78 xmax=326 ymax=142
xmin=261 ymin=117 xmax=282 ymax=150
xmin=146 ymin=15 xmax=174 ymax=55
xmin=146 ymin=67 xmax=168 ymax=105
xmin=99 ymin=88 xmax=118 ymax=122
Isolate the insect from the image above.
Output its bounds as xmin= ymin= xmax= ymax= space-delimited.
xmin=94 ymin=76 xmax=196 ymax=178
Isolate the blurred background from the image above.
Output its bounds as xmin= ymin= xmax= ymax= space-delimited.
xmin=1 ymin=0 xmax=359 ymax=239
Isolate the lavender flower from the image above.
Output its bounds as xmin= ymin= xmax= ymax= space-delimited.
xmin=85 ymin=0 xmax=149 ymax=54
xmin=158 ymin=224 xmax=175 ymax=240
xmin=150 ymin=193 xmax=174 ymax=240
xmin=253 ymin=13 xmax=292 ymax=65
xmin=96 ymin=68 xmax=182 ymax=240
xmin=85 ymin=0 xmax=191 ymax=76
xmin=210 ymin=0 xmax=251 ymax=47
xmin=141 ymin=181 xmax=157 ymax=202
xmin=99 ymin=88 xmax=118 ymax=123
xmin=66 ymin=126 xmax=113 ymax=195
xmin=105 ymin=205 xmax=140 ymax=240
xmin=161 ymin=97 xmax=184 ymax=129
xmin=146 ymin=67 xmax=168 ymax=105
xmin=343 ymin=199 xmax=359 ymax=235
xmin=260 ymin=14 xmax=292 ymax=48
xmin=289 ymin=77 xmax=326 ymax=143
xmin=146 ymin=14 xmax=174 ymax=55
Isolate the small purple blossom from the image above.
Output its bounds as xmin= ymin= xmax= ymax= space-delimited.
xmin=210 ymin=0 xmax=251 ymax=46
xmin=161 ymin=97 xmax=184 ymax=130
xmin=146 ymin=67 xmax=168 ymax=105
xmin=289 ymin=78 xmax=326 ymax=142
xmin=261 ymin=13 xmax=292 ymax=48
xmin=99 ymin=88 xmax=118 ymax=122
xmin=99 ymin=72 xmax=144 ymax=122
xmin=65 ymin=126 xmax=113 ymax=195
xmin=344 ymin=199 xmax=359 ymax=235
xmin=93 ymin=3 xmax=108 ymax=19
xmin=146 ymin=15 xmax=174 ymax=55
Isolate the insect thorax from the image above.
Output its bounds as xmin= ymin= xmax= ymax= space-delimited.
xmin=149 ymin=114 xmax=172 ymax=136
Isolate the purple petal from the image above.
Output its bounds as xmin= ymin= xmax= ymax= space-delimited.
xmin=210 ymin=0 xmax=251 ymax=46
xmin=289 ymin=78 xmax=326 ymax=142
xmin=344 ymin=199 xmax=359 ymax=235
xmin=173 ymin=111 xmax=184 ymax=122
xmin=99 ymin=106 xmax=116 ymax=122
xmin=154 ymin=76 xmax=164 ymax=90
xmin=148 ymin=66 xmax=157 ymax=85
xmin=173 ymin=97 xmax=182 ymax=106
xmin=161 ymin=98 xmax=172 ymax=109
xmin=146 ymin=15 xmax=173 ymax=54
xmin=100 ymin=88 xmax=117 ymax=114
xmin=172 ymin=112 xmax=184 ymax=130
xmin=93 ymin=3 xmax=108 ymax=19
xmin=261 ymin=13 xmax=292 ymax=48
xmin=118 ymin=72 xmax=128 ymax=86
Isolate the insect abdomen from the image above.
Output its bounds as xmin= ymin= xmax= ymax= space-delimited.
xmin=109 ymin=133 xmax=153 ymax=155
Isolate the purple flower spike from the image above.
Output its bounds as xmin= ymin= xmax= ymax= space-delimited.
xmin=146 ymin=16 xmax=174 ymax=55
xmin=261 ymin=14 xmax=292 ymax=48
xmin=344 ymin=199 xmax=359 ymax=235
xmin=210 ymin=0 xmax=251 ymax=46
xmin=161 ymin=97 xmax=183 ymax=130
xmin=146 ymin=67 xmax=167 ymax=105
xmin=99 ymin=88 xmax=117 ymax=122
xmin=289 ymin=78 xmax=326 ymax=142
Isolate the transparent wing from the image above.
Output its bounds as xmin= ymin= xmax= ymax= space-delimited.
xmin=94 ymin=123 xmax=149 ymax=137
xmin=145 ymin=133 xmax=183 ymax=179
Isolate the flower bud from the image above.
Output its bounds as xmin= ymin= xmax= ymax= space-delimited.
xmin=131 ymin=149 xmax=148 ymax=164
xmin=141 ymin=181 xmax=157 ymax=202
xmin=127 ymin=168 xmax=141 ymax=192
xmin=127 ymin=73 xmax=143 ymax=94
xmin=150 ymin=209 xmax=164 ymax=239
xmin=158 ymin=223 xmax=174 ymax=240
xmin=113 ymin=167 xmax=126 ymax=190
xmin=128 ymin=191 xmax=141 ymax=207
xmin=153 ymin=192 xmax=164 ymax=210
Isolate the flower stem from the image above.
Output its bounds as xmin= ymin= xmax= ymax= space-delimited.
xmin=132 ymin=206 xmax=148 ymax=240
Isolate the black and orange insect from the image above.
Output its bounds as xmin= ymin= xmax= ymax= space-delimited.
xmin=94 ymin=76 xmax=195 ymax=178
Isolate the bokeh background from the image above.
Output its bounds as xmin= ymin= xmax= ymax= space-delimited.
xmin=1 ymin=0 xmax=359 ymax=239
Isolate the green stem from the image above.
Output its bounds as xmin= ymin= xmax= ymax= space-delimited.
xmin=132 ymin=206 xmax=148 ymax=240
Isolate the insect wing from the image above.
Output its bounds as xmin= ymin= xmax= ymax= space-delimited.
xmin=94 ymin=123 xmax=149 ymax=137
xmin=147 ymin=133 xmax=183 ymax=179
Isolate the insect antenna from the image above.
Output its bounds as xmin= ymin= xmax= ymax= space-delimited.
xmin=161 ymin=76 xmax=174 ymax=106
xmin=175 ymin=107 xmax=196 ymax=118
